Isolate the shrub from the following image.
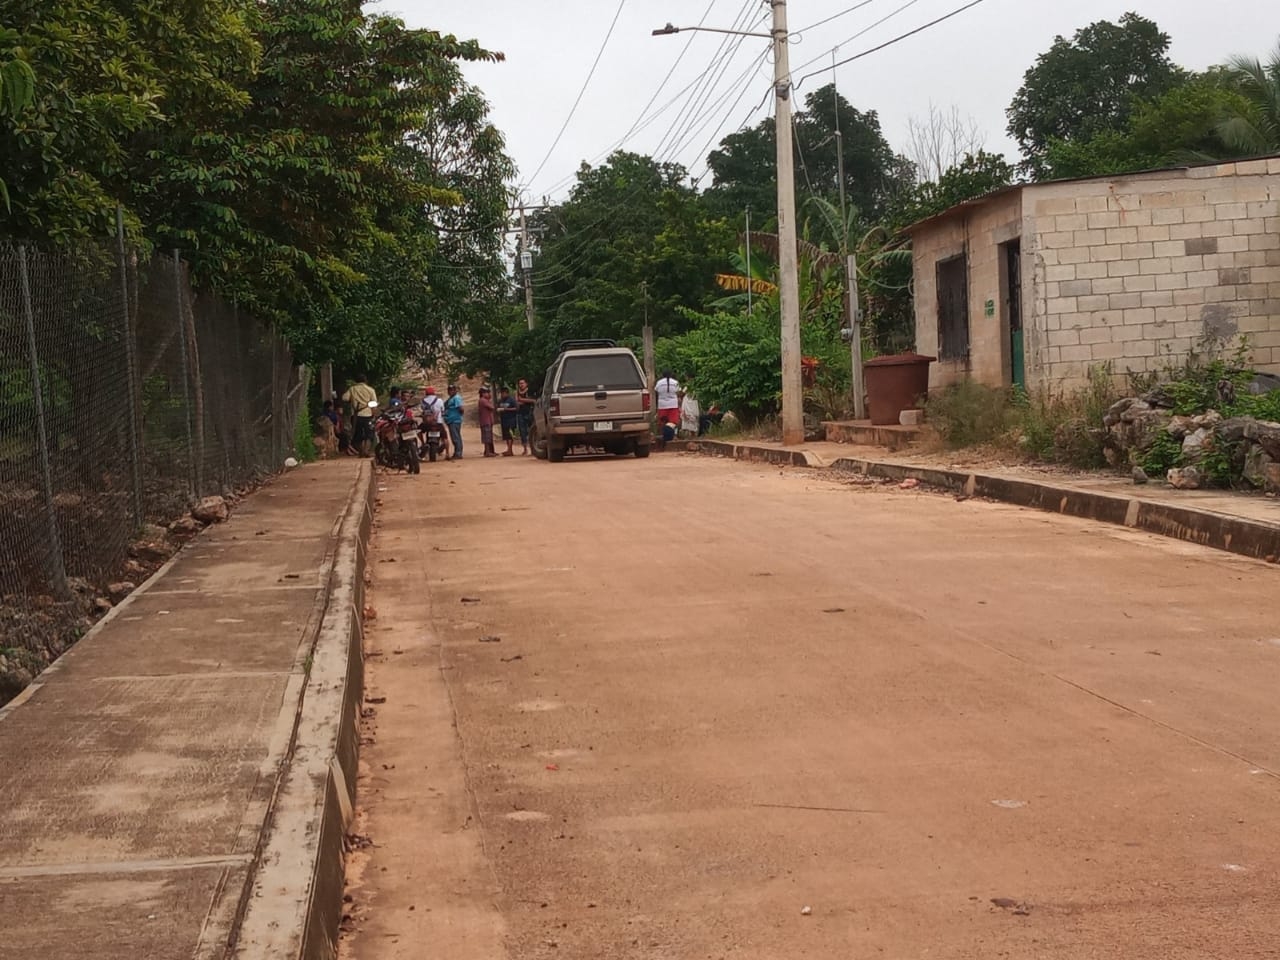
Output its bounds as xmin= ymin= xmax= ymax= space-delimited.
xmin=1140 ymin=430 xmax=1182 ymax=477
xmin=925 ymin=380 xmax=1015 ymax=448
xmin=927 ymin=369 xmax=1120 ymax=468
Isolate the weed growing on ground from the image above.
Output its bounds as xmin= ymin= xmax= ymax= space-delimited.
xmin=925 ymin=368 xmax=1120 ymax=468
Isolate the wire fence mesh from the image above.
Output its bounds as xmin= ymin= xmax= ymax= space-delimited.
xmin=0 ymin=243 xmax=305 ymax=688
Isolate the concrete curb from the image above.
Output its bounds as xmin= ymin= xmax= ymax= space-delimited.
xmin=676 ymin=438 xmax=824 ymax=469
xmin=232 ymin=461 xmax=376 ymax=960
xmin=680 ymin=440 xmax=1280 ymax=563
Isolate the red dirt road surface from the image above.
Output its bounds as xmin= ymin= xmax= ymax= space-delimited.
xmin=341 ymin=453 xmax=1280 ymax=960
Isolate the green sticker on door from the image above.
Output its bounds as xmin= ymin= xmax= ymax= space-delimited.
xmin=984 ymin=298 xmax=995 ymax=317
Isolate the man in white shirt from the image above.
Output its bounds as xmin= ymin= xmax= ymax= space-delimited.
xmin=420 ymin=386 xmax=449 ymax=458
xmin=655 ymin=370 xmax=681 ymax=449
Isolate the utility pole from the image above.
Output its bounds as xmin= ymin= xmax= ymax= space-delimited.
xmin=519 ymin=202 xmax=535 ymax=330
xmin=640 ymin=281 xmax=655 ymax=391
xmin=835 ymin=128 xmax=866 ymax=420
xmin=745 ymin=206 xmax=752 ymax=315
xmin=772 ymin=0 xmax=803 ymax=445
xmin=649 ymin=12 xmax=798 ymax=439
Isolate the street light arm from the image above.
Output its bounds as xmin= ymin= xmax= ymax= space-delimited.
xmin=651 ymin=24 xmax=772 ymax=39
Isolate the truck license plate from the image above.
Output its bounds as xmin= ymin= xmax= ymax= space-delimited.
xmin=592 ymin=420 xmax=613 ymax=432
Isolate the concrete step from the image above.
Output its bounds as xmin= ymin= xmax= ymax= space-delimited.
xmin=823 ymin=419 xmax=923 ymax=451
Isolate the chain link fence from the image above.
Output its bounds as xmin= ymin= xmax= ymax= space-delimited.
xmin=0 ymin=243 xmax=306 ymax=690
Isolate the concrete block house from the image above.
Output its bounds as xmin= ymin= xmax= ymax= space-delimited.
xmin=905 ymin=156 xmax=1280 ymax=394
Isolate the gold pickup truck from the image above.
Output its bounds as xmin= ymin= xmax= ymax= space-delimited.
xmin=531 ymin=340 xmax=652 ymax=462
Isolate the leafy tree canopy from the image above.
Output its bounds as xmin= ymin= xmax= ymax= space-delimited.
xmin=1007 ymin=12 xmax=1185 ymax=176
xmin=0 ymin=0 xmax=515 ymax=373
xmin=704 ymin=85 xmax=913 ymax=224
xmin=459 ymin=151 xmax=731 ymax=386
xmin=890 ymin=150 xmax=1015 ymax=229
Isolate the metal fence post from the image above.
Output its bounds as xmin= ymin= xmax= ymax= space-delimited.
xmin=172 ymin=251 xmax=197 ymax=500
xmin=271 ymin=329 xmax=281 ymax=466
xmin=18 ymin=246 xmax=70 ymax=600
xmin=116 ymin=208 xmax=144 ymax=526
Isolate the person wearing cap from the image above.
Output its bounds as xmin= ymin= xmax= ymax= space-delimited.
xmin=421 ymin=386 xmax=449 ymax=458
xmin=443 ymin=385 xmax=465 ymax=459
xmin=477 ymin=386 xmax=497 ymax=458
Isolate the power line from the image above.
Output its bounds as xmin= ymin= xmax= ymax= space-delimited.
xmin=655 ymin=0 xmax=759 ymax=159
xmin=620 ymin=0 xmax=720 ymax=144
xmin=795 ymin=0 xmax=990 ymax=88
xmin=794 ymin=0 xmax=881 ymax=35
xmin=533 ymin=2 xmax=756 ymax=204
xmin=793 ymin=0 xmax=924 ymax=78
xmin=527 ymin=45 xmax=773 ymax=287
xmin=522 ymin=0 xmax=628 ymax=191
xmin=689 ymin=55 xmax=776 ymax=186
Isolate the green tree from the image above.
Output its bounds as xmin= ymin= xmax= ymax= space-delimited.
xmin=1040 ymin=71 xmax=1254 ymax=178
xmin=703 ymin=86 xmax=913 ymax=223
xmin=1217 ymin=42 xmax=1280 ymax=156
xmin=1 ymin=0 xmax=515 ymax=375
xmin=1007 ymin=13 xmax=1185 ymax=177
xmin=793 ymin=84 xmax=914 ymax=221
xmin=0 ymin=0 xmax=259 ymax=243
xmin=0 ymin=46 xmax=35 ymax=209
xmin=533 ymin=152 xmax=729 ymax=343
xmin=891 ymin=150 xmax=1015 ymax=227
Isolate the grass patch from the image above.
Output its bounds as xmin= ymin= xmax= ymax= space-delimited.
xmin=926 ymin=369 xmax=1120 ymax=469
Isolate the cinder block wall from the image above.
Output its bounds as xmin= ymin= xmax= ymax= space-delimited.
xmin=1024 ymin=159 xmax=1280 ymax=391
xmin=911 ymin=191 xmax=1022 ymax=391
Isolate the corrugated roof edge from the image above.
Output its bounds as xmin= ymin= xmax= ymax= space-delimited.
xmin=899 ymin=152 xmax=1280 ymax=236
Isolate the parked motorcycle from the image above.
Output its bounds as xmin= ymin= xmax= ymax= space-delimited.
xmin=418 ymin=410 xmax=445 ymax=463
xmin=371 ymin=401 xmax=420 ymax=474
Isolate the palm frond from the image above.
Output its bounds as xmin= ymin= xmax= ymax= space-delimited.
xmin=715 ymin=273 xmax=777 ymax=295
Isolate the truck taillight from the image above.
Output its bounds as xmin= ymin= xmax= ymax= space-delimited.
xmin=550 ymin=397 xmax=560 ymax=416
xmin=641 ymin=392 xmax=651 ymax=412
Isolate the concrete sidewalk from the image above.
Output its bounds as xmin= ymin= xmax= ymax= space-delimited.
xmin=677 ymin=438 xmax=1280 ymax=562
xmin=0 ymin=460 xmax=372 ymax=960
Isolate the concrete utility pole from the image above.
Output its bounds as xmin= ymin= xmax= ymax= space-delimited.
xmin=745 ymin=206 xmax=752 ymax=315
xmin=835 ymin=128 xmax=867 ymax=420
xmin=651 ymin=11 xmax=800 ymax=441
xmin=771 ymin=0 xmax=803 ymax=445
xmin=519 ymin=202 xmax=535 ymax=330
xmin=640 ymin=281 xmax=655 ymax=390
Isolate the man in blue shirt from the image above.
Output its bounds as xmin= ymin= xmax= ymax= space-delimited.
xmin=443 ymin=384 xmax=465 ymax=460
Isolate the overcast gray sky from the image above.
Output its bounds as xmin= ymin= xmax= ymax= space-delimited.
xmin=385 ymin=0 xmax=1277 ymax=202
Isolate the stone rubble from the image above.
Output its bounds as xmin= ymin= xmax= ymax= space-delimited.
xmin=1103 ymin=394 xmax=1279 ymax=494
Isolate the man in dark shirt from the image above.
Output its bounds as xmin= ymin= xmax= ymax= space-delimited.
xmin=516 ymin=378 xmax=535 ymax=455
xmin=497 ymin=386 xmax=519 ymax=457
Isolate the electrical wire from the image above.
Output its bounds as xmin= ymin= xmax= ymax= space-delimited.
xmin=791 ymin=0 xmax=923 ymax=78
xmin=794 ymin=0 xmax=881 ymax=34
xmin=620 ymin=0 xmax=720 ymax=144
xmin=521 ymin=0 xmax=628 ymax=191
xmin=794 ymin=0 xmax=990 ymax=88
xmin=533 ymin=1 xmax=758 ymax=205
xmin=688 ymin=54 xmax=776 ymax=186
xmin=655 ymin=0 xmax=759 ymax=159
xmin=526 ymin=43 xmax=772 ymax=287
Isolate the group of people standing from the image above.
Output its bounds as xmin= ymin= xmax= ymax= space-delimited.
xmin=327 ymin=376 xmax=537 ymax=461
xmin=326 ymin=372 xmax=717 ymax=462
xmin=474 ymin=379 xmax=538 ymax=458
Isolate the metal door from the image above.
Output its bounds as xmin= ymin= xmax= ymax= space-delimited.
xmin=1006 ymin=241 xmax=1024 ymax=388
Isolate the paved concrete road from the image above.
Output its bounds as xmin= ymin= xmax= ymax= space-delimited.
xmin=344 ymin=453 xmax=1280 ymax=960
